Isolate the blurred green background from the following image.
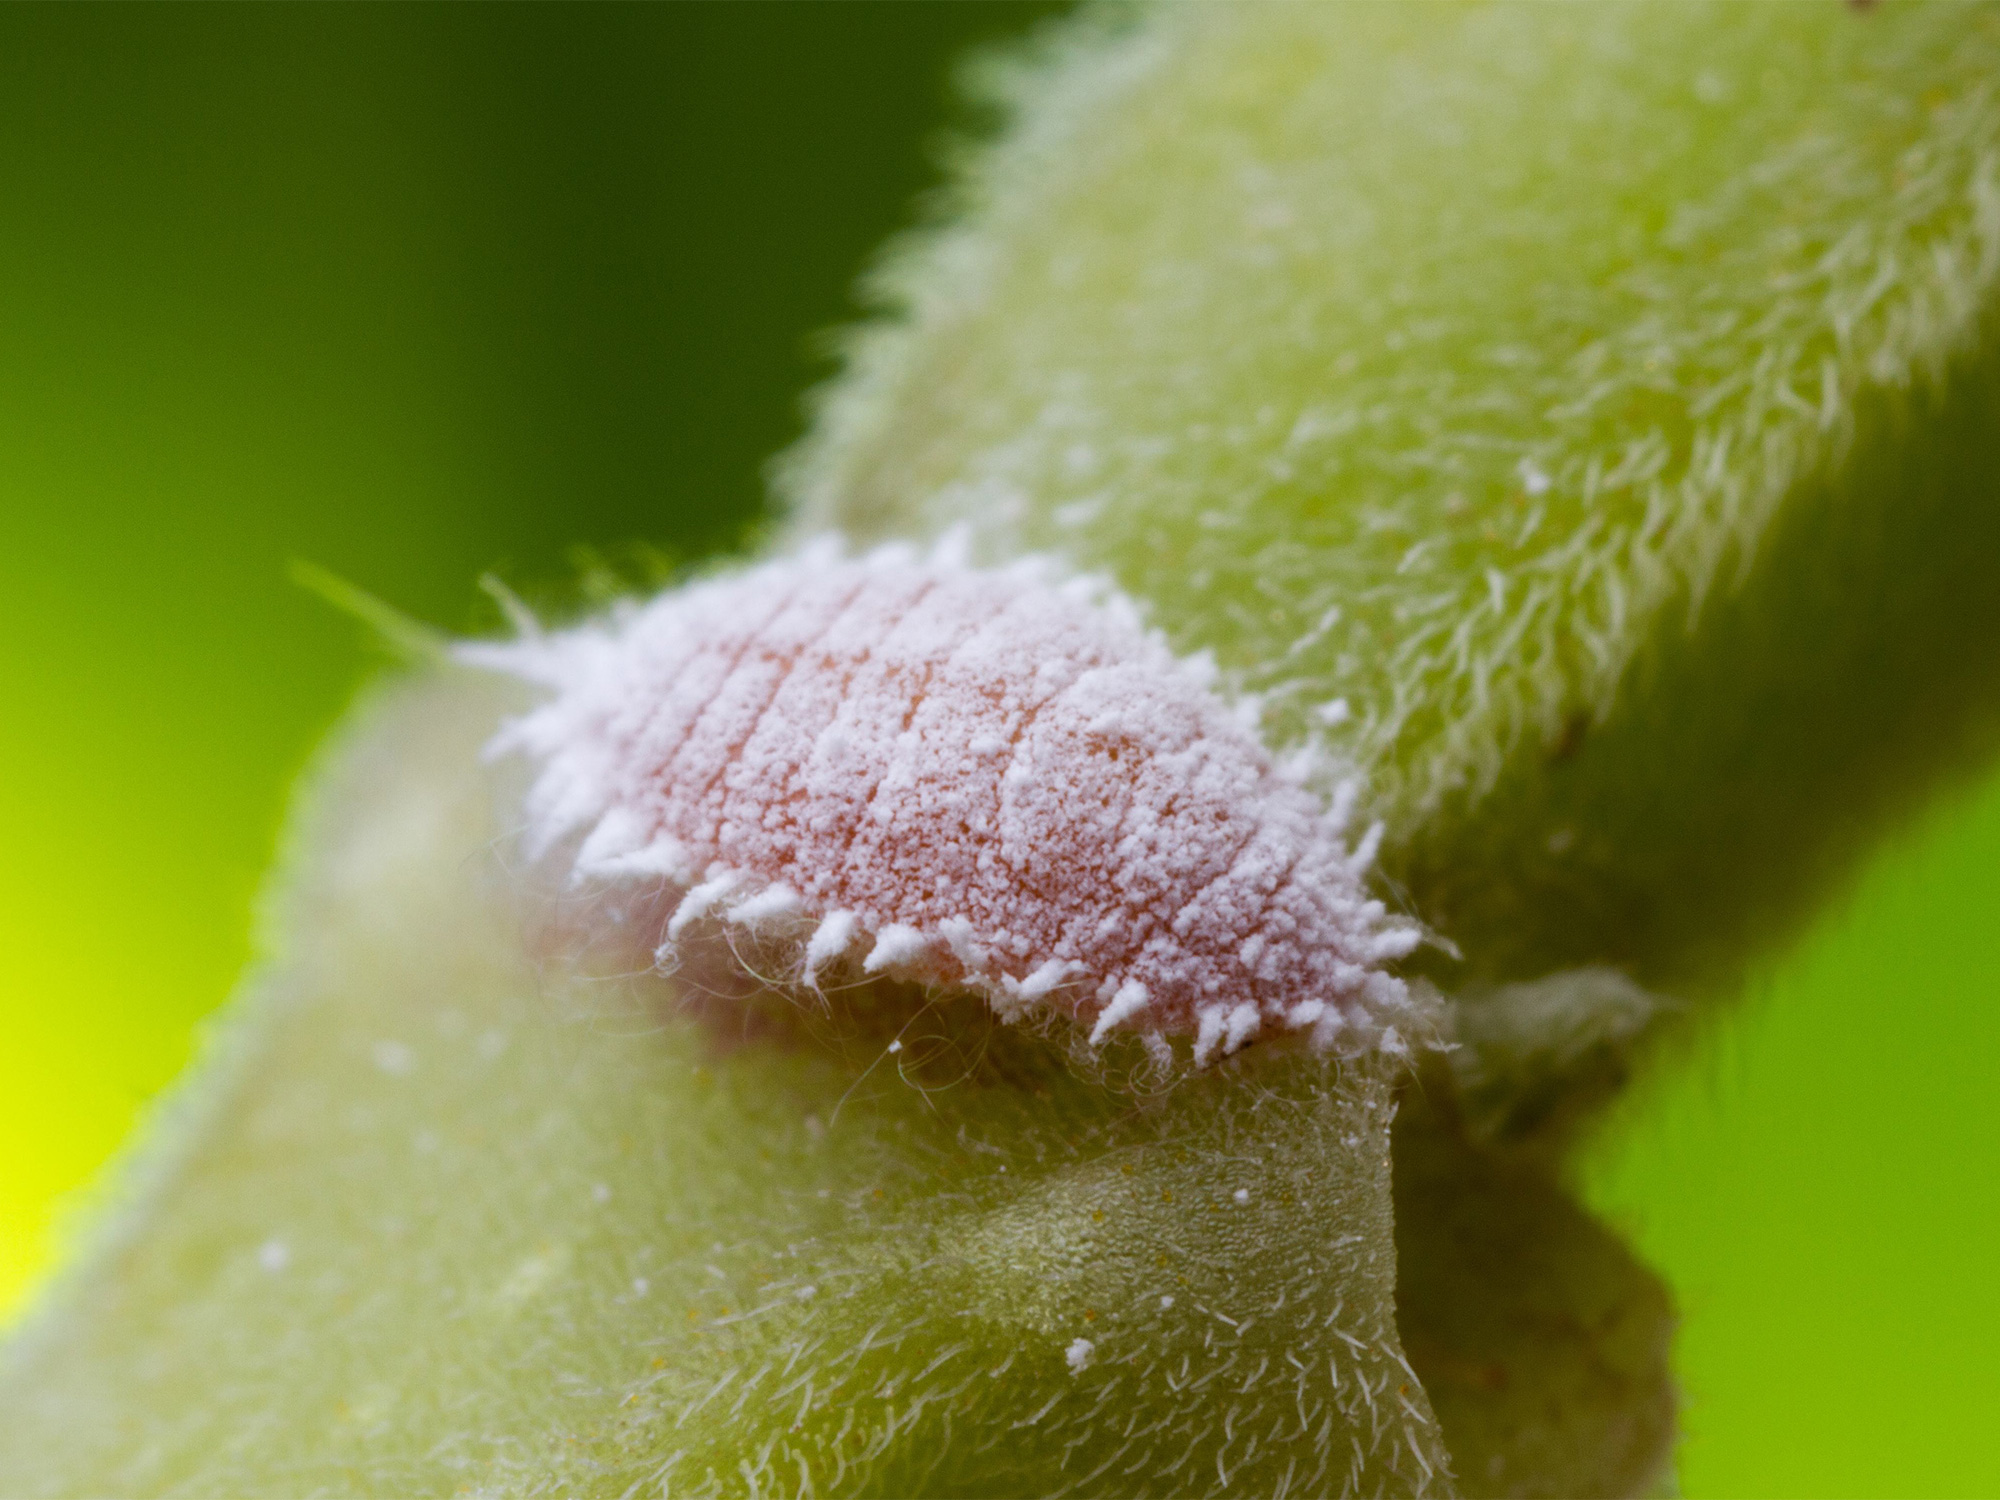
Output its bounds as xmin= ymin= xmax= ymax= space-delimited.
xmin=0 ymin=7 xmax=1995 ymax=1496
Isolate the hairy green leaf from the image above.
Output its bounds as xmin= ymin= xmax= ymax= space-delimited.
xmin=0 ymin=677 xmax=1450 ymax=1496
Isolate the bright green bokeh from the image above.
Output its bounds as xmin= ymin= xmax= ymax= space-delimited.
xmin=2 ymin=7 xmax=1996 ymax=1496
xmin=1588 ymin=760 xmax=2000 ymax=1498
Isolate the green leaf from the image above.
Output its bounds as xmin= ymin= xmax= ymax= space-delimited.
xmin=0 ymin=676 xmax=1451 ymax=1495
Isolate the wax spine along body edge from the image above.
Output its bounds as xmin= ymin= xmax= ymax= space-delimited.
xmin=465 ymin=538 xmax=1430 ymax=1068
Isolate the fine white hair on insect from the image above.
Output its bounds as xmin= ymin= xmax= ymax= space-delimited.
xmin=462 ymin=535 xmax=1431 ymax=1062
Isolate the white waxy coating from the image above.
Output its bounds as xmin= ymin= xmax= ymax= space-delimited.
xmin=468 ymin=539 xmax=1424 ymax=1062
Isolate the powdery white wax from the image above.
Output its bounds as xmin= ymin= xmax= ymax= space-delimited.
xmin=467 ymin=539 xmax=1424 ymax=1065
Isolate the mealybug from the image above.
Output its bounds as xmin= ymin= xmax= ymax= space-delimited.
xmin=466 ymin=538 xmax=1426 ymax=1066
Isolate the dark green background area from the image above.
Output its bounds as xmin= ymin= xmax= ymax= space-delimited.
xmin=2 ymin=8 xmax=1997 ymax=1497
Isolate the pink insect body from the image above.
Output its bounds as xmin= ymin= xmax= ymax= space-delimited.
xmin=472 ymin=540 xmax=1422 ymax=1065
